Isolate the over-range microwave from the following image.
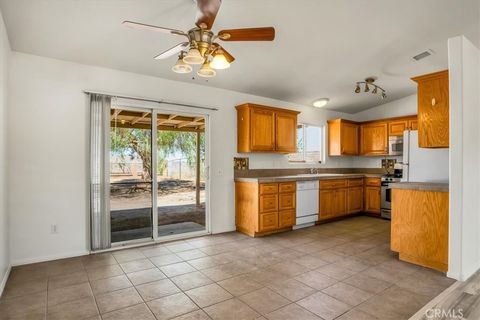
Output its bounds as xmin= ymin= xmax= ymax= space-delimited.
xmin=388 ymin=136 xmax=403 ymax=156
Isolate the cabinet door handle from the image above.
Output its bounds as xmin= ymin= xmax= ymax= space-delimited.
xmin=432 ymin=98 xmax=436 ymax=106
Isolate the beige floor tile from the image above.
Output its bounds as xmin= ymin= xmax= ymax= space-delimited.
xmin=147 ymin=292 xmax=199 ymax=320
xmin=246 ymin=269 xmax=290 ymax=285
xmin=297 ymin=292 xmax=351 ymax=320
xmin=120 ymin=258 xmax=155 ymax=273
xmin=2 ymin=277 xmax=47 ymax=299
xmin=161 ymin=262 xmax=197 ymax=277
xmin=150 ymin=253 xmax=183 ymax=267
xmin=170 ymin=271 xmax=213 ymax=291
xmin=95 ymin=287 xmax=143 ymax=314
xmin=113 ymin=250 xmax=146 ymax=263
xmin=136 ymin=278 xmax=181 ymax=301
xmin=127 ymin=268 xmax=166 ymax=285
xmin=362 ymin=265 xmax=409 ymax=284
xmin=185 ymin=283 xmax=233 ymax=308
xmin=47 ymin=282 xmax=93 ymax=307
xmin=48 ymin=270 xmax=88 ymax=290
xmin=356 ymin=296 xmax=408 ymax=319
xmin=101 ymin=303 xmax=156 ymax=320
xmin=172 ymin=309 xmax=212 ymax=320
xmin=90 ymin=274 xmax=132 ymax=295
xmin=204 ymin=298 xmax=260 ymax=320
xmin=294 ymin=255 xmax=329 ymax=270
xmin=343 ymin=273 xmax=392 ymax=294
xmin=239 ymin=288 xmax=290 ymax=315
xmin=335 ymin=308 xmax=380 ymax=320
xmin=315 ymin=263 xmax=358 ymax=281
xmin=201 ymin=265 xmax=236 ymax=282
xmin=47 ymin=296 xmax=99 ymax=320
xmin=165 ymin=241 xmax=196 ymax=253
xmin=188 ymin=256 xmax=223 ymax=270
xmin=332 ymin=257 xmax=370 ymax=272
xmin=267 ymin=278 xmax=316 ymax=302
xmin=312 ymin=250 xmax=347 ymax=263
xmin=86 ymin=264 xmax=124 ymax=281
xmin=82 ymin=253 xmax=117 ymax=269
xmin=268 ymin=261 xmax=309 ymax=277
xmin=176 ymin=249 xmax=207 ymax=261
xmin=322 ymin=282 xmax=372 ymax=306
xmin=140 ymin=246 xmax=171 ymax=258
xmin=217 ymin=275 xmax=264 ymax=296
xmin=294 ymin=271 xmax=338 ymax=290
xmin=0 ymin=291 xmax=46 ymax=319
xmin=265 ymin=303 xmax=322 ymax=320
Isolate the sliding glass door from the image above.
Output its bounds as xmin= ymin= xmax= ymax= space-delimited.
xmin=107 ymin=106 xmax=208 ymax=245
xmin=109 ymin=108 xmax=153 ymax=243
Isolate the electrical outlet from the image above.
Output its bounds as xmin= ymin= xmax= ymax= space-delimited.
xmin=51 ymin=224 xmax=58 ymax=234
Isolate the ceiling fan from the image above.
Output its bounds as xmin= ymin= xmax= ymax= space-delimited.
xmin=123 ymin=0 xmax=275 ymax=78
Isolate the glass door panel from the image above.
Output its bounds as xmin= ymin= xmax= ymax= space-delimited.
xmin=156 ymin=113 xmax=207 ymax=237
xmin=109 ymin=108 xmax=153 ymax=243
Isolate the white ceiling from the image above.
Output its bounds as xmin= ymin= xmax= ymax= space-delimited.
xmin=0 ymin=0 xmax=478 ymax=113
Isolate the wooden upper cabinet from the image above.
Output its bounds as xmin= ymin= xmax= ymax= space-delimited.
xmin=250 ymin=108 xmax=275 ymax=151
xmin=275 ymin=112 xmax=297 ymax=153
xmin=328 ymin=119 xmax=359 ymax=156
xmin=236 ymin=103 xmax=299 ymax=153
xmin=360 ymin=122 xmax=388 ymax=155
xmin=412 ymin=70 xmax=449 ymax=148
xmin=388 ymin=120 xmax=408 ymax=136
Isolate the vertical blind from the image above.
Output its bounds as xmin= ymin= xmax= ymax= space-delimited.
xmin=90 ymin=94 xmax=111 ymax=251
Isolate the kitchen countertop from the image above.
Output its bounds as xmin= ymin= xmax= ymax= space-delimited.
xmin=390 ymin=182 xmax=449 ymax=192
xmin=234 ymin=173 xmax=383 ymax=183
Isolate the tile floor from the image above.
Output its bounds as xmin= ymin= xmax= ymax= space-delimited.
xmin=0 ymin=216 xmax=456 ymax=320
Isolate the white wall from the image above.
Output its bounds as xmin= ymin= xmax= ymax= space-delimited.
xmin=7 ymin=52 xmax=356 ymax=265
xmin=448 ymin=36 xmax=480 ymax=281
xmin=0 ymin=11 xmax=10 ymax=294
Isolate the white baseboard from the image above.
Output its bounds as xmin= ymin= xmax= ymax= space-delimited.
xmin=0 ymin=264 xmax=12 ymax=298
xmin=11 ymin=250 xmax=90 ymax=267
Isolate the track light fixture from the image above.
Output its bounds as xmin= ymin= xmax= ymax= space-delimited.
xmin=354 ymin=77 xmax=387 ymax=99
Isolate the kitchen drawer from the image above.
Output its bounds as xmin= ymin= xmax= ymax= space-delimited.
xmin=279 ymin=193 xmax=295 ymax=210
xmin=279 ymin=210 xmax=295 ymax=228
xmin=365 ymin=178 xmax=381 ymax=187
xmin=259 ymin=183 xmax=278 ymax=195
xmin=320 ymin=179 xmax=347 ymax=189
xmin=347 ymin=178 xmax=364 ymax=187
xmin=279 ymin=181 xmax=296 ymax=193
xmin=259 ymin=194 xmax=278 ymax=213
xmin=259 ymin=212 xmax=278 ymax=232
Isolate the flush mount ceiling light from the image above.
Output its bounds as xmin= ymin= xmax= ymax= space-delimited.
xmin=354 ymin=77 xmax=387 ymax=99
xmin=122 ymin=0 xmax=276 ymax=78
xmin=313 ymin=98 xmax=330 ymax=108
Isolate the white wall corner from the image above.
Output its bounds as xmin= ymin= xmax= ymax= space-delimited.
xmin=0 ymin=264 xmax=11 ymax=298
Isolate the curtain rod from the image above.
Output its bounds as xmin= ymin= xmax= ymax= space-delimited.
xmin=83 ymin=90 xmax=219 ymax=111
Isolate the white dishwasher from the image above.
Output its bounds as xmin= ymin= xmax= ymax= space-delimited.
xmin=294 ymin=180 xmax=319 ymax=229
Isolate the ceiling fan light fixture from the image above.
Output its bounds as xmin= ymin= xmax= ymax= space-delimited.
xmin=172 ymin=53 xmax=193 ymax=73
xmin=183 ymin=47 xmax=204 ymax=65
xmin=355 ymin=84 xmax=361 ymax=93
xmin=372 ymin=86 xmax=378 ymax=94
xmin=313 ymin=98 xmax=330 ymax=108
xmin=197 ymin=60 xmax=216 ymax=78
xmin=364 ymin=83 xmax=370 ymax=92
xmin=381 ymin=92 xmax=387 ymax=99
xmin=210 ymin=49 xmax=230 ymax=69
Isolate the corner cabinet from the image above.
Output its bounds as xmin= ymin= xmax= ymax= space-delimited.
xmin=328 ymin=119 xmax=359 ymax=156
xmin=236 ymin=103 xmax=300 ymax=153
xmin=411 ymin=70 xmax=449 ymax=148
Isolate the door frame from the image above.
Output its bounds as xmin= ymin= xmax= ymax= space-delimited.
xmin=109 ymin=101 xmax=211 ymax=247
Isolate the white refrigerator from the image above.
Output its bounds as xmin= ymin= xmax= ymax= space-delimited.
xmin=402 ymin=130 xmax=449 ymax=182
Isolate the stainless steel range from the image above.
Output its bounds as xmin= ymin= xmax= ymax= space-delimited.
xmin=381 ymin=174 xmax=402 ymax=219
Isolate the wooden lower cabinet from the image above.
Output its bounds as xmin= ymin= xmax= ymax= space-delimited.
xmin=235 ymin=181 xmax=296 ymax=237
xmin=347 ymin=187 xmax=364 ymax=213
xmin=364 ymin=186 xmax=381 ymax=214
xmin=319 ymin=179 xmax=362 ymax=220
xmin=391 ymin=188 xmax=448 ymax=272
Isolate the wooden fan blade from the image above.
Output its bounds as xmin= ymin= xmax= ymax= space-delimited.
xmin=218 ymin=27 xmax=275 ymax=41
xmin=195 ymin=0 xmax=222 ymax=30
xmin=123 ymin=21 xmax=187 ymax=37
xmin=154 ymin=42 xmax=190 ymax=60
